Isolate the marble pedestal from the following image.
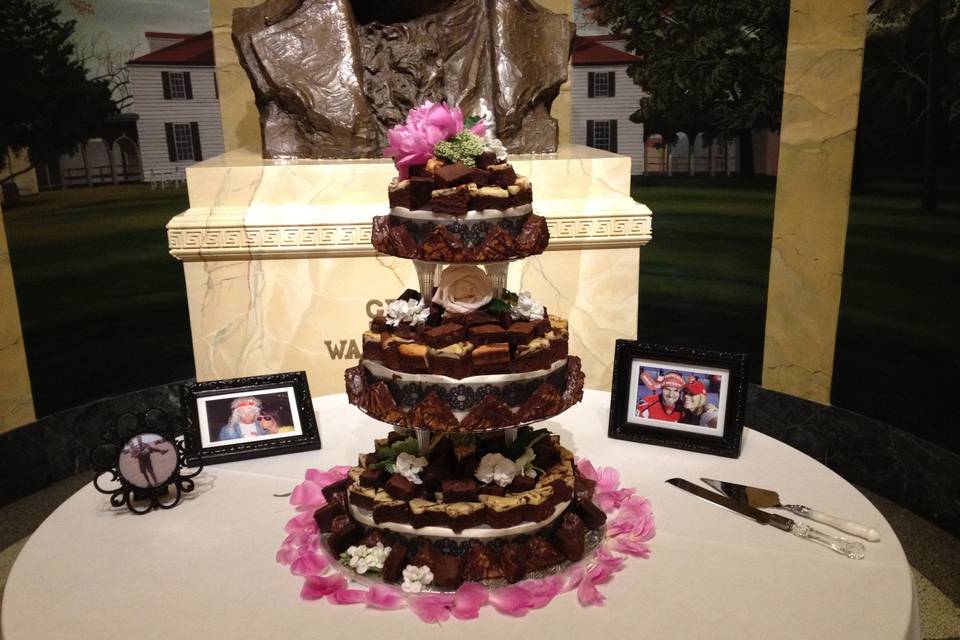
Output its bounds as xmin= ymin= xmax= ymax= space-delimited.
xmin=167 ymin=145 xmax=651 ymax=395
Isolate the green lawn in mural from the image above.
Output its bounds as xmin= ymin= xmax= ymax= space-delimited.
xmin=632 ymin=175 xmax=960 ymax=453
xmin=3 ymin=184 xmax=194 ymax=417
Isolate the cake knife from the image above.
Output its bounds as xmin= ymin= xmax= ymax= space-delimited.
xmin=666 ymin=478 xmax=866 ymax=559
xmin=701 ymin=477 xmax=881 ymax=542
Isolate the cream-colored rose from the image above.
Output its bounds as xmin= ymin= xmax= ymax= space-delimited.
xmin=432 ymin=265 xmax=493 ymax=314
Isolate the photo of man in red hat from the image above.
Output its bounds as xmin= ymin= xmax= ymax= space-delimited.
xmin=636 ymin=371 xmax=685 ymax=422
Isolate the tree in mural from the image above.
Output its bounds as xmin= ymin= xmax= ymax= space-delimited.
xmin=577 ymin=0 xmax=790 ymax=176
xmin=857 ymin=0 xmax=960 ymax=209
xmin=0 ymin=0 xmax=116 ymax=180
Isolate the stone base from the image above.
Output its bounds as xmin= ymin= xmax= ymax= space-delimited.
xmin=168 ymin=145 xmax=649 ymax=394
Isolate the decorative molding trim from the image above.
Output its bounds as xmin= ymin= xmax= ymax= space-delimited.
xmin=168 ymin=213 xmax=651 ymax=261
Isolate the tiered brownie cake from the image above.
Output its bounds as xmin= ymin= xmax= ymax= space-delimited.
xmin=329 ymin=103 xmax=602 ymax=591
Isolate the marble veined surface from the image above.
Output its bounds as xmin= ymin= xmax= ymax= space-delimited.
xmin=169 ymin=146 xmax=648 ymax=395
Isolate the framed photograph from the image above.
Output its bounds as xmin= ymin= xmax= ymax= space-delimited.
xmin=182 ymin=371 xmax=321 ymax=465
xmin=608 ymin=341 xmax=747 ymax=458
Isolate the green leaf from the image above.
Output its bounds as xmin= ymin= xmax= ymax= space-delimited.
xmin=485 ymin=298 xmax=512 ymax=314
xmin=464 ymin=115 xmax=482 ymax=128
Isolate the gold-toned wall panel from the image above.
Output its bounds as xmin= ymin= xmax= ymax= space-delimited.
xmin=762 ymin=0 xmax=867 ymax=403
xmin=0 ymin=206 xmax=36 ymax=432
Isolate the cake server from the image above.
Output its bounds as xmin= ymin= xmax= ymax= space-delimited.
xmin=701 ymin=477 xmax=881 ymax=542
xmin=666 ymin=478 xmax=866 ymax=559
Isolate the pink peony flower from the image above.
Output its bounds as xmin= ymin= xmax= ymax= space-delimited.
xmin=384 ymin=101 xmax=479 ymax=178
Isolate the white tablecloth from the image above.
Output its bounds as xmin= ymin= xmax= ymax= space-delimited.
xmin=1 ymin=391 xmax=919 ymax=639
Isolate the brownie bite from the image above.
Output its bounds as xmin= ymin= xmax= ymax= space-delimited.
xmin=487 ymin=163 xmax=517 ymax=188
xmin=555 ymin=512 xmax=587 ymax=562
xmin=424 ymin=323 xmax=466 ymax=348
xmin=461 ymin=542 xmax=504 ymax=582
xmin=362 ymin=330 xmax=383 ymax=361
xmin=506 ymin=321 xmax=538 ymax=345
xmin=434 ymin=162 xmax=474 ymax=189
xmin=327 ymin=514 xmax=363 ymax=555
xmin=382 ymin=541 xmax=409 ymax=583
xmin=441 ymin=478 xmax=479 ymax=502
xmin=460 ymin=395 xmax=516 ymax=430
xmin=384 ymin=474 xmax=419 ymax=501
xmin=321 ymin=477 xmax=351 ymax=503
xmin=372 ymin=497 xmax=410 ymax=525
xmin=573 ymin=497 xmax=608 ymax=530
xmin=409 ymin=391 xmax=459 ymax=431
xmin=499 ymin=541 xmax=527 ymax=583
xmin=468 ymin=324 xmax=509 ymax=345
xmin=398 ymin=342 xmax=429 ymax=372
xmin=313 ymin=500 xmax=345 ymax=533
xmin=408 ymin=176 xmax=435 ymax=209
xmin=429 ymin=185 xmax=471 ymax=215
xmin=513 ymin=337 xmax=554 ymax=373
xmin=359 ymin=466 xmax=385 ymax=488
xmin=472 ymin=342 xmax=510 ymax=374
xmin=444 ymin=502 xmax=486 ymax=533
xmin=524 ymin=537 xmax=565 ymax=571
xmin=426 ymin=341 xmax=474 ymax=379
xmin=409 ymin=498 xmax=449 ymax=528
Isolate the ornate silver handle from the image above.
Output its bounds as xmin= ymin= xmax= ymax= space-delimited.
xmin=790 ymin=522 xmax=865 ymax=559
xmin=784 ymin=504 xmax=881 ymax=542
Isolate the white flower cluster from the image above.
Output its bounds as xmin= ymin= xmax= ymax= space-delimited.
xmin=344 ymin=542 xmax=391 ymax=574
xmin=394 ymin=451 xmax=428 ymax=485
xmin=385 ymin=298 xmax=430 ymax=328
xmin=474 ymin=448 xmax=537 ymax=487
xmin=510 ymin=291 xmax=545 ymax=321
xmin=401 ymin=564 xmax=434 ymax=593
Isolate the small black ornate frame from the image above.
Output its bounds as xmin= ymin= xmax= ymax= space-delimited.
xmin=92 ymin=409 xmax=203 ymax=514
xmin=608 ymin=341 xmax=747 ymax=458
xmin=182 ymin=371 xmax=321 ymax=465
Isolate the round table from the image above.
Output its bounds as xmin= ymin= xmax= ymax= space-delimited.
xmin=1 ymin=391 xmax=919 ymax=639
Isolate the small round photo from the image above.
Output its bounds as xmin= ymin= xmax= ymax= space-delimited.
xmin=118 ymin=433 xmax=178 ymax=489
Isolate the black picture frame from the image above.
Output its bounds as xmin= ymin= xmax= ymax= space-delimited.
xmin=608 ymin=341 xmax=747 ymax=458
xmin=91 ymin=409 xmax=203 ymax=514
xmin=182 ymin=371 xmax=321 ymax=465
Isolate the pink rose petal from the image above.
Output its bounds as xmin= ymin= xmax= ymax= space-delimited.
xmin=489 ymin=584 xmax=533 ymax=617
xmin=327 ymin=588 xmax=367 ymax=605
xmin=517 ymin=575 xmax=564 ymax=609
xmin=366 ymin=584 xmax=406 ymax=610
xmin=409 ymin=593 xmax=454 ymax=623
xmin=596 ymin=466 xmax=621 ymax=493
xmin=304 ymin=465 xmax=351 ymax=487
xmin=300 ymin=573 xmax=347 ymax=600
xmin=290 ymin=480 xmax=326 ymax=510
xmin=452 ymin=583 xmax=489 ymax=619
xmin=576 ymin=458 xmax=599 ymax=482
xmin=276 ymin=544 xmax=298 ymax=565
xmin=290 ymin=549 xmax=330 ymax=577
xmin=576 ymin=576 xmax=605 ymax=607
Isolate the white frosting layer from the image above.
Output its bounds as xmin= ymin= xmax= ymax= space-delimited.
xmin=348 ymin=499 xmax=570 ymax=541
xmin=390 ymin=203 xmax=532 ymax=221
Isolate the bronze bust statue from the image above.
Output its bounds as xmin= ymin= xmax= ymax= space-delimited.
xmin=233 ymin=0 xmax=574 ymax=159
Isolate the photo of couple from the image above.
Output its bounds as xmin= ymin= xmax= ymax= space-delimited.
xmin=203 ymin=392 xmax=299 ymax=443
xmin=633 ymin=366 xmax=725 ymax=431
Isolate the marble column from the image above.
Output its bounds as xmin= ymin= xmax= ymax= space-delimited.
xmin=0 ymin=205 xmax=36 ymax=432
xmin=210 ymin=0 xmax=575 ymax=154
xmin=762 ymin=0 xmax=867 ymax=403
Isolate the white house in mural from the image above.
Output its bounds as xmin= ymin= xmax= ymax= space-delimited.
xmin=127 ymin=32 xmax=224 ymax=181
xmin=571 ymin=35 xmax=645 ymax=175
